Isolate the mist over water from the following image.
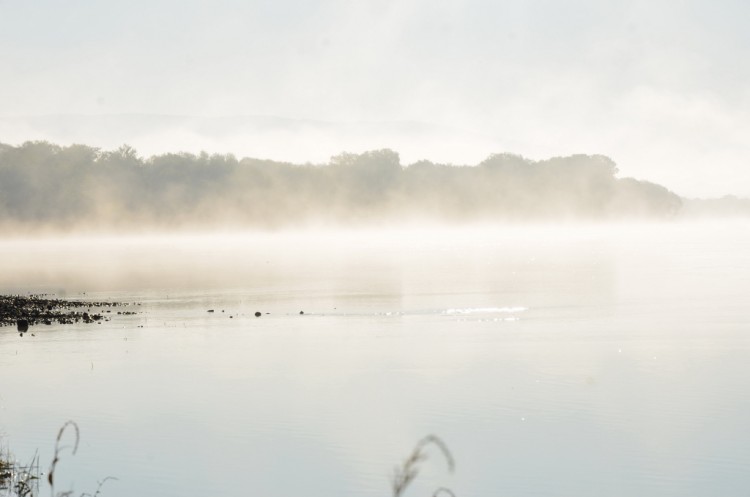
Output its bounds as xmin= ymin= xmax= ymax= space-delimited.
xmin=1 ymin=222 xmax=749 ymax=497
xmin=0 ymin=108 xmax=746 ymax=497
xmin=3 ymin=1 xmax=750 ymax=495
xmin=0 ymin=223 xmax=706 ymax=293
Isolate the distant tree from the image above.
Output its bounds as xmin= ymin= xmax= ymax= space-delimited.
xmin=0 ymin=141 xmax=686 ymax=229
xmin=609 ymin=178 xmax=682 ymax=218
xmin=328 ymin=149 xmax=403 ymax=214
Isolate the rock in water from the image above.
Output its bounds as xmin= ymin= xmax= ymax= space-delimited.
xmin=17 ymin=319 xmax=29 ymax=332
xmin=255 ymin=311 xmax=262 ymax=317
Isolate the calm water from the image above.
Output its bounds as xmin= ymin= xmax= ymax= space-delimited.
xmin=1 ymin=223 xmax=749 ymax=497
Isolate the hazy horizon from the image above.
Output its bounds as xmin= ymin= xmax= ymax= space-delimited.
xmin=1 ymin=111 xmax=749 ymax=199
xmin=2 ymin=0 xmax=749 ymax=198
xmin=0 ymin=141 xmax=701 ymax=234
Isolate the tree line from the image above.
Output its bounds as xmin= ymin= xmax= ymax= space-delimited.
xmin=0 ymin=141 xmax=682 ymax=230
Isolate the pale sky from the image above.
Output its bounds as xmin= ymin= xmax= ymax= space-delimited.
xmin=1 ymin=0 xmax=749 ymax=196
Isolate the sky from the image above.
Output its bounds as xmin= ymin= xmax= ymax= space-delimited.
xmin=1 ymin=0 xmax=749 ymax=197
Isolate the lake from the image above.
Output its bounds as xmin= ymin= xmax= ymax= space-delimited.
xmin=1 ymin=222 xmax=749 ymax=497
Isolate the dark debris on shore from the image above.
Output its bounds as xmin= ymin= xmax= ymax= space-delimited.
xmin=1 ymin=294 xmax=132 ymax=331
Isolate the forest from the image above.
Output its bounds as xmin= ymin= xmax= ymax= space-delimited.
xmin=0 ymin=141 xmax=683 ymax=230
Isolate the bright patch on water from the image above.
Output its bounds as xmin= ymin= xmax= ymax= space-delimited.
xmin=443 ymin=306 xmax=528 ymax=315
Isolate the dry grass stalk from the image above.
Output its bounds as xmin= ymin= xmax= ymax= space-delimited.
xmin=47 ymin=421 xmax=79 ymax=497
xmin=392 ymin=435 xmax=456 ymax=497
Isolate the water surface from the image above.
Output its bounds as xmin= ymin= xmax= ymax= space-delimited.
xmin=1 ymin=224 xmax=749 ymax=497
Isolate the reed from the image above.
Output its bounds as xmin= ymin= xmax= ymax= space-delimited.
xmin=392 ymin=435 xmax=457 ymax=497
xmin=1 ymin=422 xmax=116 ymax=497
xmin=5 ymin=427 xmax=454 ymax=496
xmin=0 ymin=448 xmax=11 ymax=488
xmin=0 ymin=445 xmax=39 ymax=497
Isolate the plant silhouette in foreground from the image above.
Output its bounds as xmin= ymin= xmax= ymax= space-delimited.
xmin=47 ymin=421 xmax=117 ymax=497
xmin=0 ymin=449 xmax=12 ymax=491
xmin=6 ymin=427 xmax=451 ymax=496
xmin=1 ymin=422 xmax=115 ymax=497
xmin=392 ymin=435 xmax=456 ymax=497
xmin=47 ymin=420 xmax=79 ymax=496
xmin=0 ymin=448 xmax=39 ymax=497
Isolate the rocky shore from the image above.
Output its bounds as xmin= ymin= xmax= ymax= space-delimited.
xmin=0 ymin=294 xmax=132 ymax=332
